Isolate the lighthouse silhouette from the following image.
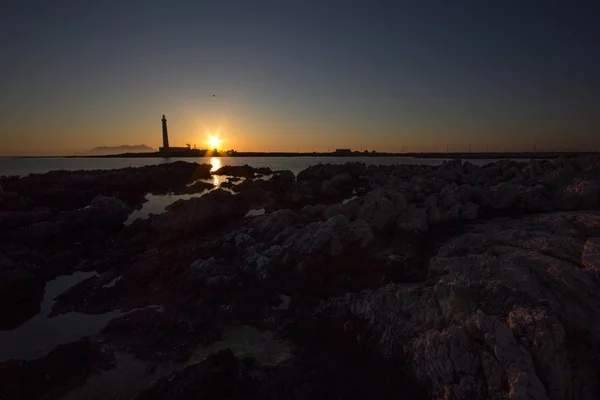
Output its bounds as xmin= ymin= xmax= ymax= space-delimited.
xmin=161 ymin=114 xmax=169 ymax=149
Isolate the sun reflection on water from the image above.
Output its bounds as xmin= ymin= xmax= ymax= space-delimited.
xmin=211 ymin=157 xmax=222 ymax=186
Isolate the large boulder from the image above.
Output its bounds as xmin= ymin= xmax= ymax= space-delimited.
xmin=318 ymin=212 xmax=600 ymax=399
xmin=153 ymin=189 xmax=248 ymax=237
xmin=320 ymin=173 xmax=352 ymax=200
xmin=356 ymin=189 xmax=408 ymax=231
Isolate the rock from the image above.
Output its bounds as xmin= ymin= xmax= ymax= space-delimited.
xmin=436 ymin=159 xmax=463 ymax=182
xmin=250 ymin=209 xmax=300 ymax=240
xmin=427 ymin=204 xmax=460 ymax=224
xmin=178 ymin=180 xmax=214 ymax=194
xmin=459 ymin=202 xmax=479 ymax=220
xmin=439 ymin=185 xmax=461 ymax=208
xmin=560 ymin=180 xmax=600 ymax=210
xmin=521 ymin=184 xmax=555 ymax=211
xmin=269 ymin=170 xmax=295 ymax=189
xmin=318 ymin=212 xmax=600 ymax=400
xmin=582 ymin=237 xmax=600 ymax=270
xmin=462 ymin=161 xmax=489 ymax=185
xmin=522 ymin=160 xmax=545 ymax=178
xmin=0 ymin=339 xmax=113 ymax=400
xmin=153 ymin=189 xmax=248 ymax=237
xmin=396 ymin=205 xmax=428 ymax=233
xmin=90 ymin=196 xmax=130 ymax=218
xmin=488 ymin=183 xmax=522 ymax=209
xmin=356 ymin=189 xmax=408 ymax=231
xmin=320 ymin=173 xmax=352 ymax=200
xmin=183 ymin=257 xmax=233 ymax=287
xmin=243 ymin=244 xmax=283 ymax=279
xmin=283 ymin=215 xmax=374 ymax=260
xmin=213 ymin=164 xmax=258 ymax=178
xmin=0 ymin=206 xmax=52 ymax=229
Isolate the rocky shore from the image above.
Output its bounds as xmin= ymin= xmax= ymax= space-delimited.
xmin=1 ymin=156 xmax=600 ymax=399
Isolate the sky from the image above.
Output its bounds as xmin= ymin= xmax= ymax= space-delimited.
xmin=1 ymin=0 xmax=599 ymax=155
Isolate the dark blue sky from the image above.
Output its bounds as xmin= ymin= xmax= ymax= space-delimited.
xmin=1 ymin=0 xmax=598 ymax=154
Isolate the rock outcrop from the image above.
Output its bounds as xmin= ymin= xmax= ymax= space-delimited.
xmin=319 ymin=212 xmax=600 ymax=399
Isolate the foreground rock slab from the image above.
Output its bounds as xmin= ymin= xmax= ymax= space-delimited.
xmin=319 ymin=212 xmax=600 ymax=400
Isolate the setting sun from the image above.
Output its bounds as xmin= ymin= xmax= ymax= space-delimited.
xmin=208 ymin=135 xmax=221 ymax=150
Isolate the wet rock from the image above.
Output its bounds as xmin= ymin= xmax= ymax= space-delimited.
xmin=213 ymin=164 xmax=260 ymax=178
xmin=153 ymin=189 xmax=248 ymax=238
xmin=176 ymin=181 xmax=214 ymax=194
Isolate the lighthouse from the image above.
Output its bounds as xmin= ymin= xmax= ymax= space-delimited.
xmin=161 ymin=114 xmax=169 ymax=149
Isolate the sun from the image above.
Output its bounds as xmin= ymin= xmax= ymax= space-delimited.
xmin=208 ymin=135 xmax=221 ymax=150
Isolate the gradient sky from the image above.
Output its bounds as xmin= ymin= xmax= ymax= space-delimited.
xmin=1 ymin=0 xmax=599 ymax=155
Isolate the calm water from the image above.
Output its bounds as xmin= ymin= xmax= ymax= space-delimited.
xmin=0 ymin=156 xmax=499 ymax=178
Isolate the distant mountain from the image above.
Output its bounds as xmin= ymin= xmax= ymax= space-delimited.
xmin=78 ymin=145 xmax=156 ymax=155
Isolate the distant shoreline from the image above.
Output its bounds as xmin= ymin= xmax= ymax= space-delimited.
xmin=4 ymin=151 xmax=598 ymax=160
xmin=68 ymin=151 xmax=597 ymax=160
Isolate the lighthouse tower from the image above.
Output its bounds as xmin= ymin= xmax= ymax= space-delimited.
xmin=161 ymin=114 xmax=169 ymax=150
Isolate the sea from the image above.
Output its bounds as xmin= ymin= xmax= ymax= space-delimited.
xmin=0 ymin=156 xmax=499 ymax=178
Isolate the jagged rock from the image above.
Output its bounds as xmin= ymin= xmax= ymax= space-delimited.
xmin=243 ymin=245 xmax=283 ymax=279
xmin=356 ymin=189 xmax=408 ymax=231
xmin=283 ymin=215 xmax=374 ymax=260
xmin=318 ymin=212 xmax=600 ymax=400
xmin=396 ymin=204 xmax=428 ymax=233
xmin=250 ymin=209 xmax=300 ymax=239
xmin=184 ymin=257 xmax=232 ymax=287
